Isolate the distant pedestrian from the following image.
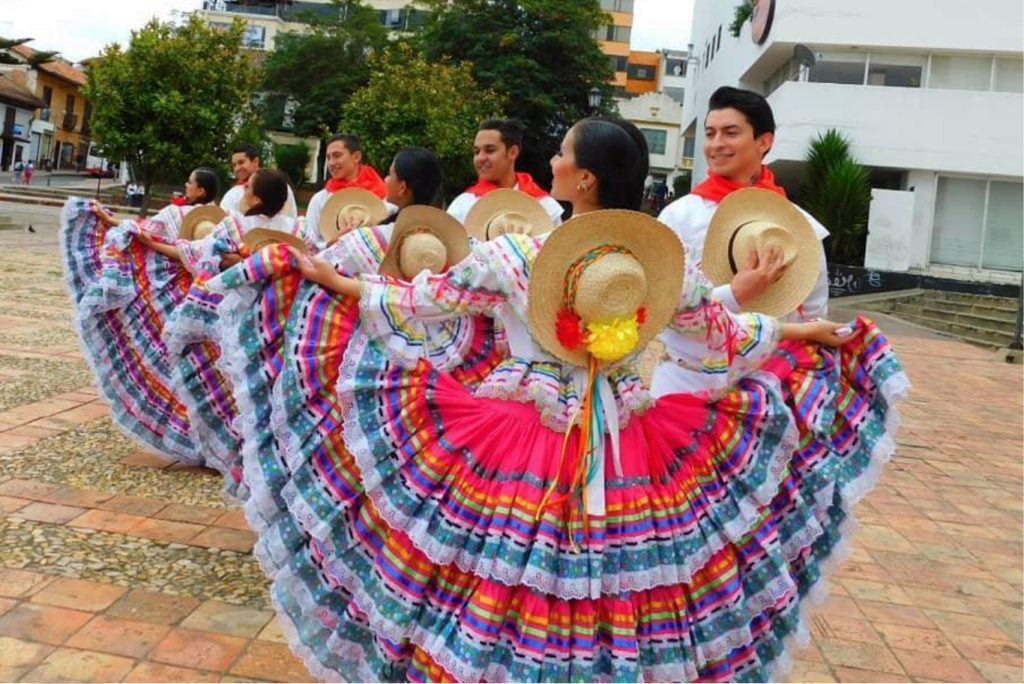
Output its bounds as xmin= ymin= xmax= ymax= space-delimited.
xmin=11 ymin=160 xmax=23 ymax=184
xmin=23 ymin=161 xmax=34 ymax=185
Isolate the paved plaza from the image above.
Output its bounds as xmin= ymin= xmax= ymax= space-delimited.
xmin=0 ymin=201 xmax=1020 ymax=682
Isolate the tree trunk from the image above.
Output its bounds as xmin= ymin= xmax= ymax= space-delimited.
xmin=141 ymin=171 xmax=153 ymax=217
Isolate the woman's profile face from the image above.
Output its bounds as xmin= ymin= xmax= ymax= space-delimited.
xmin=384 ymin=161 xmax=408 ymax=207
xmin=242 ymin=173 xmax=260 ymax=211
xmin=549 ymin=127 xmax=583 ymax=203
xmin=184 ymin=172 xmax=205 ymax=203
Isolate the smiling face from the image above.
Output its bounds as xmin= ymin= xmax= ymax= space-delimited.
xmin=703 ymin=107 xmax=774 ymax=182
xmin=473 ymin=129 xmax=518 ymax=185
xmin=231 ymin=151 xmax=260 ymax=183
xmin=325 ymin=140 xmax=362 ymax=181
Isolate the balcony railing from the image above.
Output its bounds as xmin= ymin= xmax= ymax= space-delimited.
xmin=61 ymin=113 xmax=78 ymax=132
xmin=202 ymin=0 xmax=284 ymax=18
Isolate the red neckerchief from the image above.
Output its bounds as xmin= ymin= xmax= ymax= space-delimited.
xmin=691 ymin=166 xmax=787 ymax=203
xmin=235 ymin=177 xmax=247 ymax=186
xmin=324 ymin=165 xmax=387 ymax=198
xmin=466 ymin=171 xmax=550 ymax=199
xmin=171 ymin=196 xmax=188 ymax=206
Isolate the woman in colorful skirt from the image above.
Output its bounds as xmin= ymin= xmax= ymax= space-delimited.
xmin=143 ymin=168 xmax=310 ymax=494
xmin=207 ymin=147 xmax=515 ymax=557
xmin=256 ymin=117 xmax=856 ymax=682
xmin=61 ymin=167 xmax=220 ymax=460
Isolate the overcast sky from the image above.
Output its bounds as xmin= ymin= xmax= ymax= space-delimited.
xmin=0 ymin=0 xmax=694 ymax=62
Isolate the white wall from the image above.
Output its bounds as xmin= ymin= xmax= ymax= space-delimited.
xmin=617 ymin=91 xmax=683 ymax=173
xmin=767 ymin=81 xmax=1024 ymax=178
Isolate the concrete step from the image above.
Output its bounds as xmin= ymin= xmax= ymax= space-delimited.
xmin=917 ymin=297 xmax=1018 ymax=321
xmin=883 ymin=300 xmax=1016 ymax=334
xmin=0 ymin=214 xmax=17 ymax=230
xmin=921 ymin=290 xmax=1019 ymax=313
xmin=894 ymin=311 xmax=1015 ymax=348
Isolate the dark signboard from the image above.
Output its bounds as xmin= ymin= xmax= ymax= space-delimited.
xmin=828 ymin=264 xmax=1021 ymax=299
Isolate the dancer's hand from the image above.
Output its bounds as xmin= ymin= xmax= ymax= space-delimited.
xmin=92 ymin=203 xmax=118 ymax=227
xmin=293 ymin=250 xmax=336 ymax=286
xmin=785 ymin=320 xmax=853 ymax=347
xmin=220 ymin=253 xmax=242 ymax=269
xmin=731 ymin=246 xmax=787 ymax=305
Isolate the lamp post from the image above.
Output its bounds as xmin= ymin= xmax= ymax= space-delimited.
xmin=588 ymin=86 xmax=603 ymax=114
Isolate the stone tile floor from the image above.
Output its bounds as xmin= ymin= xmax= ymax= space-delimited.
xmin=0 ymin=200 xmax=1021 ymax=682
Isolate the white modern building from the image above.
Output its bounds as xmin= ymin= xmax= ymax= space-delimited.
xmin=682 ymin=0 xmax=1023 ymax=281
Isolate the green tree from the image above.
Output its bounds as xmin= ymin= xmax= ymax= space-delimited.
xmin=340 ymin=46 xmax=504 ymax=199
xmin=83 ymin=16 xmax=260 ymax=213
xmin=273 ymin=142 xmax=311 ymax=189
xmin=801 ymin=129 xmax=872 ymax=265
xmin=419 ymin=0 xmax=613 ymax=186
xmin=261 ymin=0 xmax=387 ymax=139
xmin=728 ymin=1 xmax=755 ymax=38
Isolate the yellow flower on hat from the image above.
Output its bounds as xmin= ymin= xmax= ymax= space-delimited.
xmin=585 ymin=314 xmax=641 ymax=362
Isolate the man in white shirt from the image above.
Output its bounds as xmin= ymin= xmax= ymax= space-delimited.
xmin=220 ymin=144 xmax=298 ymax=217
xmin=446 ymin=119 xmax=564 ymax=226
xmin=653 ymin=86 xmax=830 ymax=396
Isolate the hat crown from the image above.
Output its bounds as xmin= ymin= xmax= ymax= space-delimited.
xmin=398 ymin=231 xmax=447 ymax=279
xmin=573 ymin=252 xmax=647 ymax=323
xmin=732 ymin=220 xmax=797 ymax=271
xmin=487 ymin=211 xmax=533 ymax=238
xmin=336 ymin=204 xmax=370 ymax=229
xmin=194 ymin=221 xmax=217 ymax=240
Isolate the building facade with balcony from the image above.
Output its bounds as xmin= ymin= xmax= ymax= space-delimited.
xmin=617 ymin=90 xmax=684 ymax=193
xmin=682 ymin=0 xmax=1023 ymax=281
xmin=595 ymin=0 xmax=634 ymax=94
xmin=0 ymin=70 xmax=46 ymax=172
xmin=3 ymin=45 xmax=91 ymax=171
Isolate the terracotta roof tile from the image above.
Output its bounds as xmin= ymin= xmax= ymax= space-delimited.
xmin=11 ymin=43 xmax=87 ymax=86
xmin=0 ymin=71 xmax=46 ymax=109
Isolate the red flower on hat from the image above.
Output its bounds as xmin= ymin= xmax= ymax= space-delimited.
xmin=556 ymin=308 xmax=586 ymax=350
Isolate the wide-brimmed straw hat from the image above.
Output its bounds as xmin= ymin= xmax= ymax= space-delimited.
xmin=179 ymin=206 xmax=226 ymax=241
xmin=702 ymin=188 xmax=820 ymax=317
xmin=378 ymin=206 xmax=470 ymax=280
xmin=319 ymin=188 xmax=389 ymax=243
xmin=464 ymin=188 xmax=556 ymax=240
xmin=241 ymin=228 xmax=308 ymax=255
xmin=528 ymin=209 xmax=684 ymax=368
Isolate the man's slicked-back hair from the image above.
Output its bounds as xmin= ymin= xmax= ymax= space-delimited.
xmin=326 ymin=133 xmax=362 ymax=155
xmin=232 ymin=143 xmax=261 ymax=161
xmin=478 ymin=118 xmax=525 ymax=152
xmin=707 ymin=86 xmax=776 ymax=138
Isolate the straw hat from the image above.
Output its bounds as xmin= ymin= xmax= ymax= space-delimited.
xmin=179 ymin=206 xmax=226 ymax=241
xmin=702 ymin=188 xmax=820 ymax=317
xmin=378 ymin=206 xmax=470 ymax=280
xmin=464 ymin=188 xmax=556 ymax=240
xmin=241 ymin=228 xmax=308 ymax=255
xmin=528 ymin=209 xmax=684 ymax=368
xmin=318 ymin=188 xmax=389 ymax=243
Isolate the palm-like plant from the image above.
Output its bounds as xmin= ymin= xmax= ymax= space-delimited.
xmin=802 ymin=130 xmax=872 ymax=265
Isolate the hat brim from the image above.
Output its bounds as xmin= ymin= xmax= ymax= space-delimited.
xmin=179 ymin=205 xmax=227 ymax=241
xmin=319 ymin=188 xmax=390 ymax=243
xmin=528 ymin=209 xmax=685 ymax=368
xmin=703 ymin=188 xmax=821 ymax=317
xmin=378 ymin=205 xmax=471 ymax=279
xmin=463 ymin=188 xmax=555 ymax=240
xmin=241 ymin=228 xmax=309 ymax=255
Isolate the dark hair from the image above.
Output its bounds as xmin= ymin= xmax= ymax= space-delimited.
xmin=190 ymin=167 xmax=220 ymax=205
xmin=478 ymin=118 xmax=524 ymax=152
xmin=707 ymin=86 xmax=776 ymax=138
xmin=245 ymin=168 xmax=290 ymax=217
xmin=231 ymin=143 xmax=261 ymax=161
xmin=392 ymin=147 xmax=443 ymax=208
xmin=325 ymin=133 xmax=362 ymax=155
xmin=571 ymin=117 xmax=649 ymax=211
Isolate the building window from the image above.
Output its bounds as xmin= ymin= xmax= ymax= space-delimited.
xmin=682 ymin=136 xmax=696 ymax=158
xmin=610 ymin=55 xmax=627 ymax=72
xmin=867 ymin=53 xmax=924 ymax=87
xmin=600 ymin=0 xmax=634 ymax=11
xmin=808 ymin=50 xmax=867 ymax=85
xmin=640 ymin=128 xmax=667 ymax=155
xmin=241 ymin=24 xmax=267 ymax=48
xmin=994 ymin=57 xmax=1024 ymax=93
xmin=602 ymin=25 xmax=631 ymax=42
xmin=665 ymin=58 xmax=686 ymax=77
xmin=929 ymin=55 xmax=992 ymax=91
xmin=931 ymin=177 xmax=1024 ymax=272
xmin=42 ymin=86 xmax=52 ymax=106
xmin=627 ymin=63 xmax=655 ymax=80
xmin=664 ymin=86 xmax=685 ymax=104
xmin=381 ymin=9 xmax=402 ymax=27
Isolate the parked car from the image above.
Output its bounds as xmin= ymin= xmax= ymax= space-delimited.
xmin=86 ymin=166 xmax=116 ymax=179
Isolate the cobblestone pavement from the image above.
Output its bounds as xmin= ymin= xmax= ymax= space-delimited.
xmin=0 ymin=200 xmax=1020 ymax=683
